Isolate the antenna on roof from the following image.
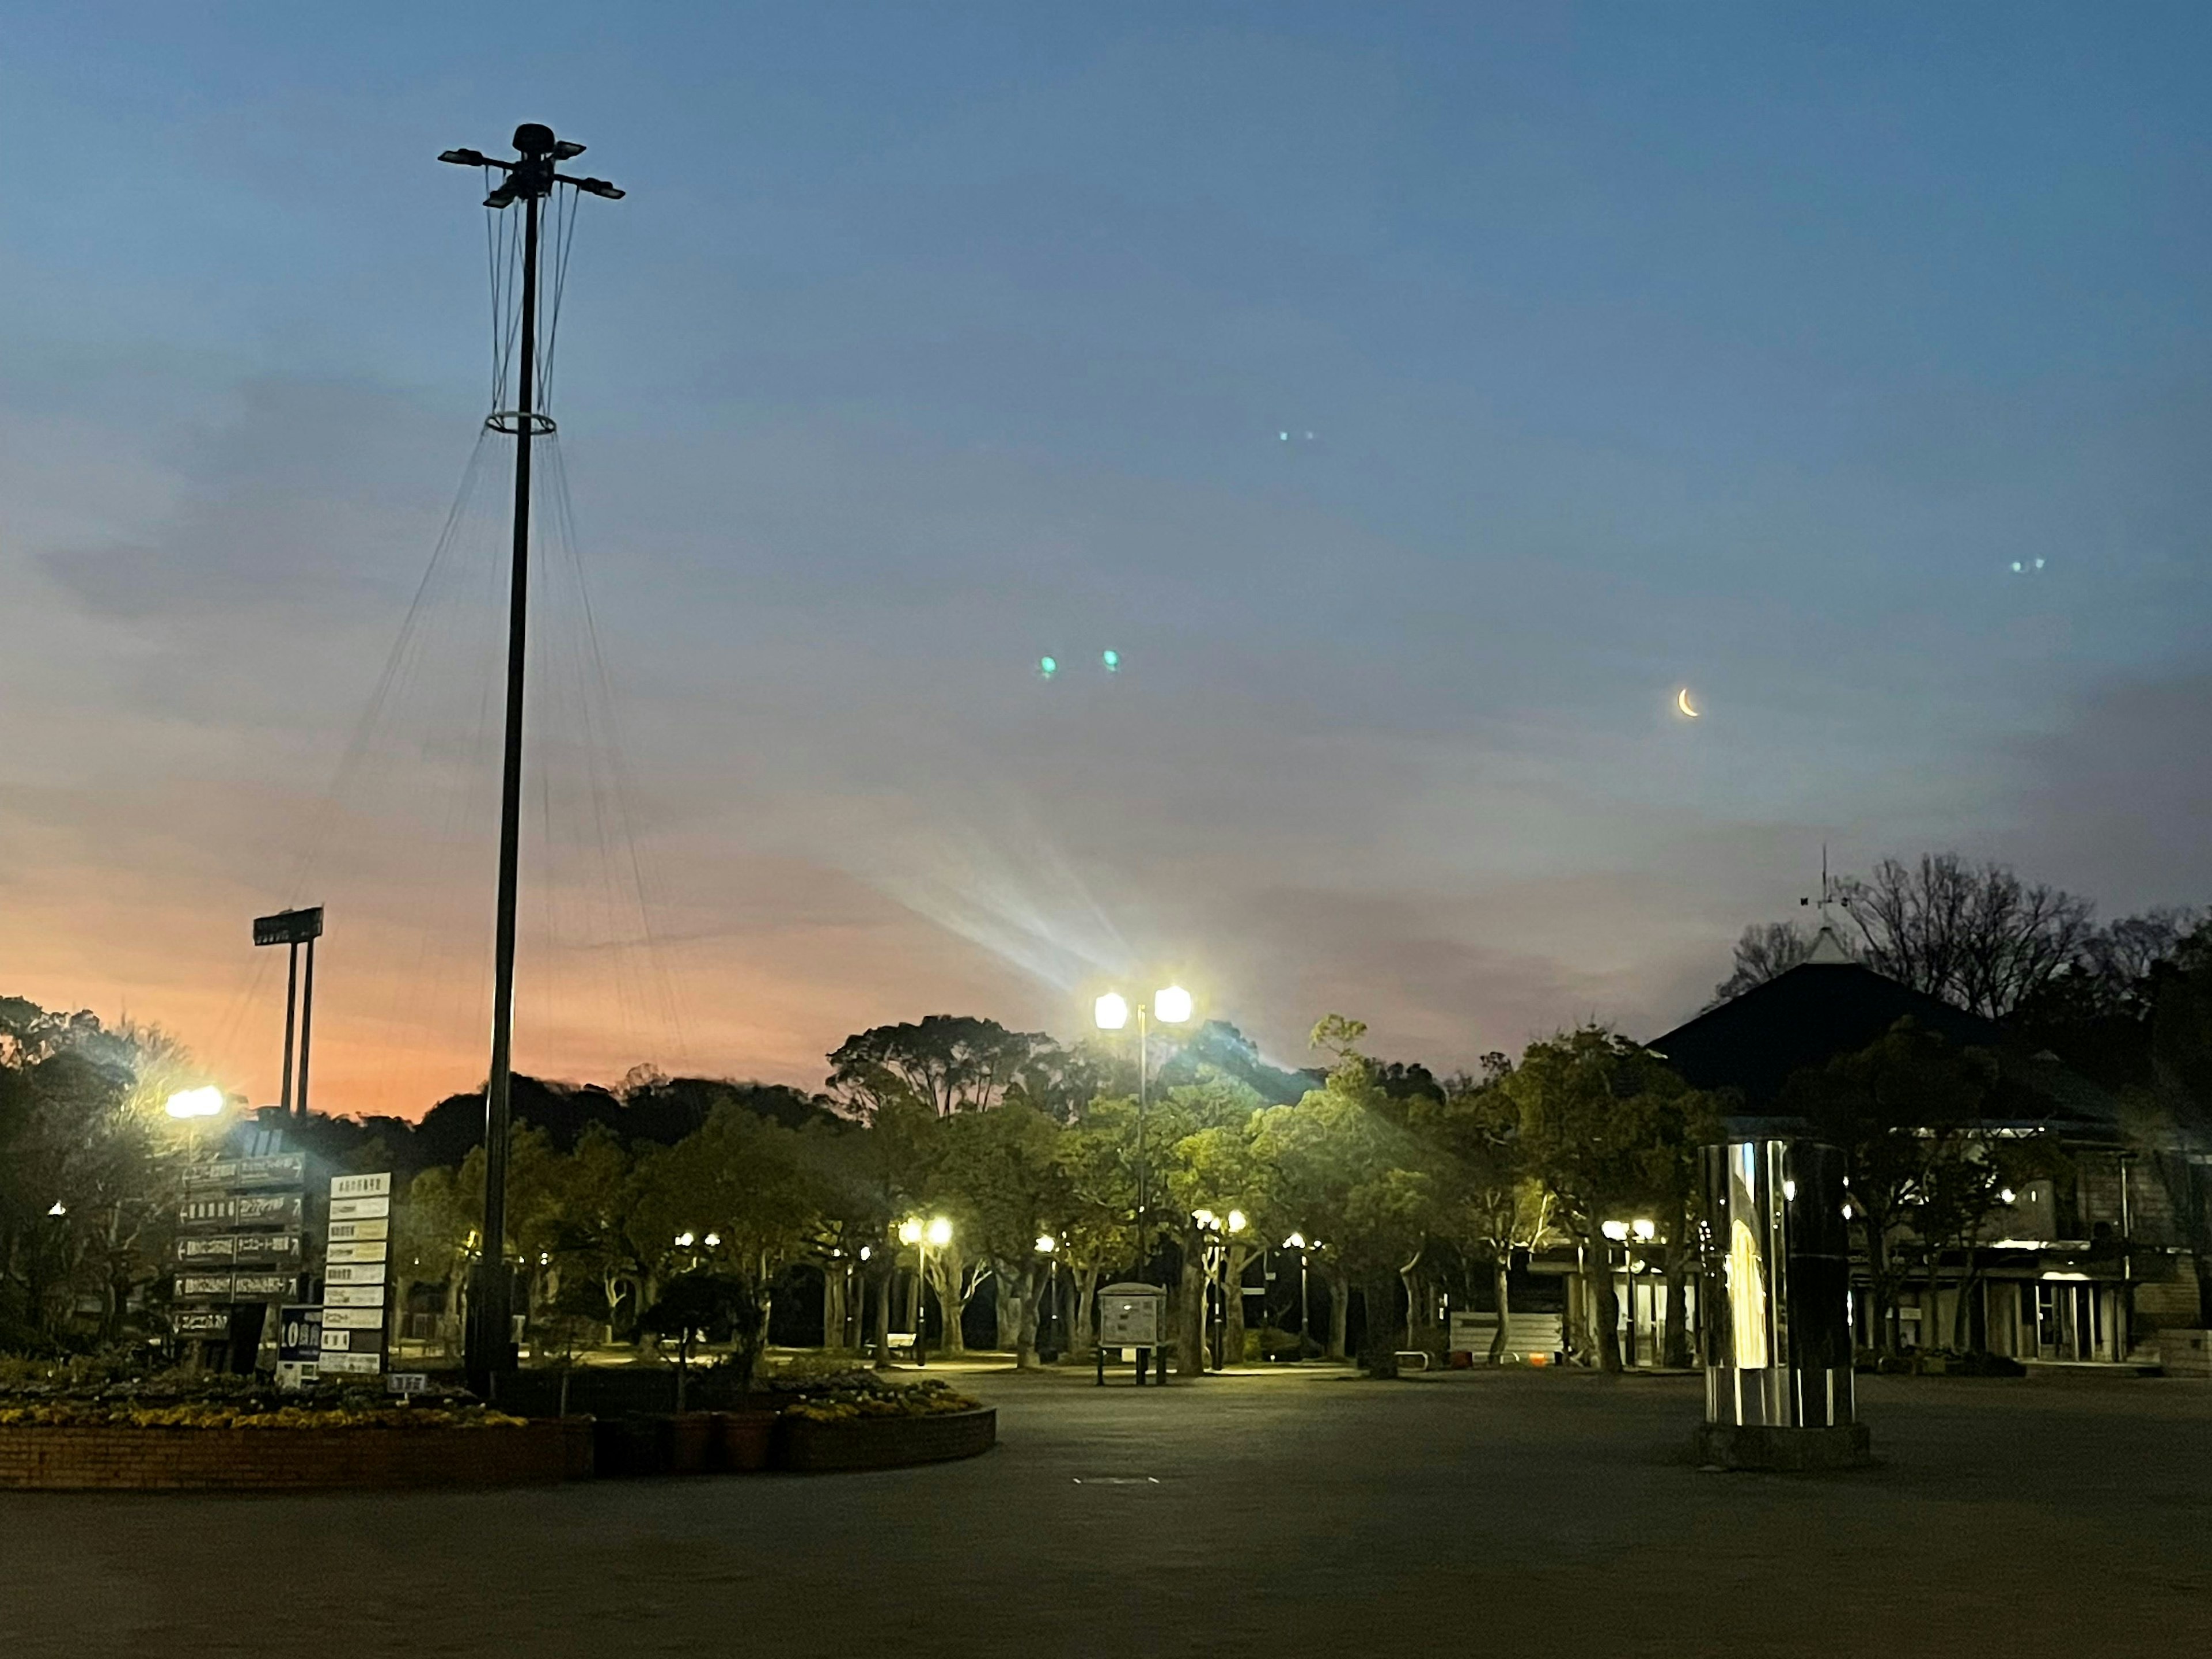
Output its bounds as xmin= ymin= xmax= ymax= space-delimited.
xmin=1798 ymin=843 xmax=1854 ymax=963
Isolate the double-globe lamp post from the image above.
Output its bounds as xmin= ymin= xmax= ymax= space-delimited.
xmin=899 ymin=1215 xmax=953 ymax=1365
xmin=1092 ymin=984 xmax=1194 ymax=1279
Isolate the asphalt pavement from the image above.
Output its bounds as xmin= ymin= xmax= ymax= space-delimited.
xmin=2 ymin=1364 xmax=2206 ymax=1659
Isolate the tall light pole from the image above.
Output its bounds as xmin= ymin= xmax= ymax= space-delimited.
xmin=440 ymin=124 xmax=624 ymax=1395
xmin=1093 ymin=985 xmax=1193 ymax=1278
xmin=252 ymin=907 xmax=323 ymax=1118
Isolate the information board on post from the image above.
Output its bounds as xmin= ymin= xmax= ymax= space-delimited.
xmin=317 ymin=1173 xmax=392 ymax=1377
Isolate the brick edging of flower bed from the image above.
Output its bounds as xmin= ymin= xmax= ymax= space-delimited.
xmin=776 ymin=1406 xmax=996 ymax=1473
xmin=0 ymin=1418 xmax=593 ymax=1491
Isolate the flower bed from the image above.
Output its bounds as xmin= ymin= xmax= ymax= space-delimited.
xmin=0 ymin=1357 xmax=583 ymax=1491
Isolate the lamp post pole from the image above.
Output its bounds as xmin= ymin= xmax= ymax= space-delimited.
xmin=438 ymin=125 xmax=623 ymax=1395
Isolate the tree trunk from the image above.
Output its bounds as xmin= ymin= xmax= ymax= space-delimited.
xmin=822 ymin=1262 xmax=846 ymax=1352
xmin=1490 ymin=1260 xmax=1512 ymax=1365
xmin=1586 ymin=1260 xmax=1623 ymax=1373
xmin=1002 ymin=1261 xmax=1042 ymax=1368
xmin=927 ymin=1252 xmax=971 ymax=1354
xmin=1662 ymin=1251 xmax=1691 ymax=1369
xmin=870 ymin=1264 xmax=893 ymax=1369
xmin=1222 ymin=1243 xmax=1255 ymax=1367
xmin=1176 ymin=1236 xmax=1209 ymax=1377
xmin=1323 ymin=1266 xmax=1350 ymax=1361
xmin=1070 ymin=1265 xmax=1100 ymax=1362
xmin=1358 ymin=1272 xmax=1402 ymax=1376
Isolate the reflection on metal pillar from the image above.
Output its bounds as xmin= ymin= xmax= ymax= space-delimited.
xmin=1694 ymin=1138 xmax=1870 ymax=1469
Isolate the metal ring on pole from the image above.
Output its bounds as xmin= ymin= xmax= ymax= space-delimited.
xmin=484 ymin=410 xmax=558 ymax=435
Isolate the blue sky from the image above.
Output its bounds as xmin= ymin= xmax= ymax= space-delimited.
xmin=3 ymin=4 xmax=2208 ymax=1110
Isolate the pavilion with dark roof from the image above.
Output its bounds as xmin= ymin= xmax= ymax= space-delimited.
xmin=1639 ymin=927 xmax=2187 ymax=1367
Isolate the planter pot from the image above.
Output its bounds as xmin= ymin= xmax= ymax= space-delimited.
xmin=776 ymin=1407 xmax=995 ymax=1474
xmin=713 ymin=1411 xmax=777 ymax=1473
xmin=665 ymin=1412 xmax=715 ymax=1475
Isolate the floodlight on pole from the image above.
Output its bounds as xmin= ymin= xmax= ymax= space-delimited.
xmin=898 ymin=1218 xmax=923 ymax=1247
xmin=1092 ymin=983 xmax=1199 ymax=1283
xmin=926 ymin=1216 xmax=953 ymax=1248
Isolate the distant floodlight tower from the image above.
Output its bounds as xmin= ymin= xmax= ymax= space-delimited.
xmin=252 ymin=906 xmax=323 ymax=1119
xmin=439 ymin=124 xmax=624 ymax=1393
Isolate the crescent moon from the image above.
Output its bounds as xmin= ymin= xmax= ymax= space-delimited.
xmin=1676 ymin=688 xmax=1700 ymax=718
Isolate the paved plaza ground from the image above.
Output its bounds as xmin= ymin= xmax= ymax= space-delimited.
xmin=3 ymin=1364 xmax=2207 ymax=1658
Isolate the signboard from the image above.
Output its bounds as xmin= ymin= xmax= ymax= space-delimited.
xmin=1097 ymin=1284 xmax=1166 ymax=1348
xmin=385 ymin=1373 xmax=429 ymax=1396
xmin=322 ymin=1306 xmax=384 ymax=1330
xmin=176 ymin=1272 xmax=240 ymax=1301
xmin=183 ymin=1153 xmax=306 ymax=1192
xmin=252 ymin=906 xmax=323 ymax=947
xmin=278 ymin=1305 xmax=325 ymax=1361
xmin=232 ymin=1231 xmax=304 ymax=1266
xmin=230 ymin=1270 xmax=297 ymax=1300
xmin=179 ymin=1192 xmax=304 ymax=1230
xmin=327 ymin=1283 xmax=387 ymax=1308
xmin=328 ymin=1195 xmax=390 ymax=1222
xmin=319 ymin=1352 xmax=382 ymax=1376
xmin=181 ymin=1232 xmax=304 ymax=1266
xmin=173 ymin=1308 xmax=232 ymax=1338
xmin=327 ymin=1218 xmax=388 ymax=1244
xmin=329 ymin=1172 xmax=392 ymax=1200
xmin=325 ymin=1262 xmax=385 ymax=1286
xmin=327 ymin=1240 xmax=388 ymax=1265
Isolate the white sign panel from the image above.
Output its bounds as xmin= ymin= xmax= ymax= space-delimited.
xmin=328 ymin=1195 xmax=391 ymax=1221
xmin=319 ymin=1351 xmax=383 ymax=1376
xmin=325 ymin=1262 xmax=386 ymax=1285
xmin=327 ymin=1283 xmax=387 ymax=1308
xmin=327 ymin=1241 xmax=388 ymax=1265
xmin=329 ymin=1172 xmax=393 ymax=1200
xmin=322 ymin=1305 xmax=385 ymax=1330
xmin=326 ymin=1218 xmax=389 ymax=1243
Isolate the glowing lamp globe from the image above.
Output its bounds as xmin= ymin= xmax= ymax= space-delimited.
xmin=1153 ymin=985 xmax=1194 ymax=1025
xmin=165 ymin=1086 xmax=225 ymax=1120
xmin=1093 ymin=991 xmax=1130 ymax=1032
xmin=898 ymin=1219 xmax=924 ymax=1247
xmin=926 ymin=1216 xmax=953 ymax=1248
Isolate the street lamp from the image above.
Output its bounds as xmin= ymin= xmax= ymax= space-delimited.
xmin=1036 ymin=1233 xmax=1059 ymax=1357
xmin=1283 ymin=1233 xmax=1317 ymax=1361
xmin=900 ymin=1216 xmax=953 ymax=1366
xmin=1093 ymin=983 xmax=1195 ymax=1277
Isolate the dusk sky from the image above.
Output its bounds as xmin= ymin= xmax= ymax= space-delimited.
xmin=4 ymin=4 xmax=2209 ymax=1117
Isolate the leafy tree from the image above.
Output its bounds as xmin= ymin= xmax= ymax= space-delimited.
xmin=1503 ymin=1027 xmax=1714 ymax=1372
xmin=1410 ymin=1056 xmax=1557 ymax=1363
xmin=1781 ymin=1019 xmax=1995 ymax=1355
xmin=827 ymin=1016 xmax=1050 ymax=1119
xmin=1251 ymin=1020 xmax=1437 ymax=1376
xmin=1051 ymin=1094 xmax=1141 ymax=1361
xmin=929 ymin=1102 xmax=1071 ymax=1365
